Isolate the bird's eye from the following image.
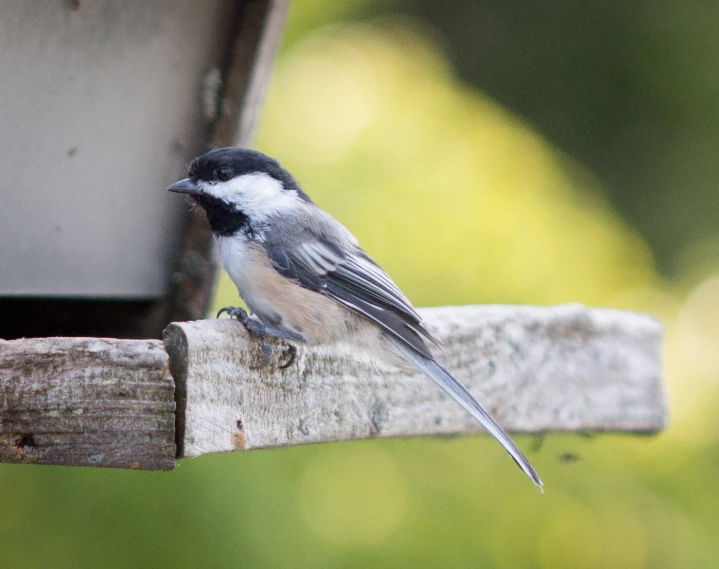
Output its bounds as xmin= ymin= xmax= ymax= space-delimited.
xmin=216 ymin=167 xmax=234 ymax=182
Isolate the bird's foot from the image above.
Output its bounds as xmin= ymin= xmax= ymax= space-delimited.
xmin=217 ymin=306 xmax=298 ymax=369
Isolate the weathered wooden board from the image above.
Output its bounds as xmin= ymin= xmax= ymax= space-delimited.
xmin=0 ymin=338 xmax=175 ymax=470
xmin=164 ymin=304 xmax=666 ymax=459
xmin=0 ymin=304 xmax=666 ymax=470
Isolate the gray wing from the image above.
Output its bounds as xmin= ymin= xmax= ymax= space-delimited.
xmin=264 ymin=228 xmax=439 ymax=358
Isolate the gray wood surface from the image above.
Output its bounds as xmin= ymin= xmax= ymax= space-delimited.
xmin=0 ymin=304 xmax=666 ymax=470
xmin=164 ymin=304 xmax=666 ymax=459
xmin=0 ymin=337 xmax=175 ymax=470
xmin=0 ymin=0 xmax=238 ymax=297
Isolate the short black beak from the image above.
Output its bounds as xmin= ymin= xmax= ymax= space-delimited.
xmin=167 ymin=178 xmax=201 ymax=195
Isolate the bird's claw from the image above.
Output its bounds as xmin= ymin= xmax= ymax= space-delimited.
xmin=218 ymin=305 xmax=298 ymax=370
xmin=279 ymin=344 xmax=297 ymax=369
xmin=217 ymin=305 xmax=249 ymax=322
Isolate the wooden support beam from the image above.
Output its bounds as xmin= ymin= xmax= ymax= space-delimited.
xmin=0 ymin=304 xmax=666 ymax=470
xmin=167 ymin=0 xmax=290 ymax=324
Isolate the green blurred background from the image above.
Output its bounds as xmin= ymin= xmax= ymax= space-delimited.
xmin=3 ymin=0 xmax=719 ymax=567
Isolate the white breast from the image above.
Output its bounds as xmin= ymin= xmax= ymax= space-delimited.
xmin=216 ymin=233 xmax=269 ymax=314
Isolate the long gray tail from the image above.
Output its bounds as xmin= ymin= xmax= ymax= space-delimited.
xmin=392 ymin=339 xmax=543 ymax=490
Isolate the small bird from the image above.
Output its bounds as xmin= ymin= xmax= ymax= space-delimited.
xmin=168 ymin=147 xmax=542 ymax=490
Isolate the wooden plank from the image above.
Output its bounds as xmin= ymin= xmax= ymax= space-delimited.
xmin=0 ymin=337 xmax=175 ymax=470
xmin=167 ymin=0 xmax=290 ymax=324
xmin=163 ymin=304 xmax=666 ymax=459
xmin=0 ymin=303 xmax=666 ymax=471
xmin=232 ymin=0 xmax=291 ymax=147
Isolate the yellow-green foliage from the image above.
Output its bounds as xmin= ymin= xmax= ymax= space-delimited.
xmin=216 ymin=22 xmax=655 ymax=312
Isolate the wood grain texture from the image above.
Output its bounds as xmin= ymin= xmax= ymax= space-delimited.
xmin=0 ymin=337 xmax=175 ymax=470
xmin=167 ymin=0 xmax=289 ymax=325
xmin=164 ymin=304 xmax=666 ymax=459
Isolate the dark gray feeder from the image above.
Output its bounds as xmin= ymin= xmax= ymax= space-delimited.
xmin=0 ymin=0 xmax=288 ymax=339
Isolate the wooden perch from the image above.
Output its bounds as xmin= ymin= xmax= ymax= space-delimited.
xmin=0 ymin=338 xmax=175 ymax=470
xmin=0 ymin=304 xmax=666 ymax=470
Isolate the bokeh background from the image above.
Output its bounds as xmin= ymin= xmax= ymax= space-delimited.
xmin=3 ymin=0 xmax=719 ymax=566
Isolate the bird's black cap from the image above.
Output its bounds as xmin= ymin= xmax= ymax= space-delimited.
xmin=188 ymin=147 xmax=306 ymax=199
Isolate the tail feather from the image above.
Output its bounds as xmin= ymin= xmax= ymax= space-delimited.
xmin=393 ymin=339 xmax=543 ymax=491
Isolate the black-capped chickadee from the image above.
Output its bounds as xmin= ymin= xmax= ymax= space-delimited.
xmin=168 ymin=147 xmax=542 ymax=490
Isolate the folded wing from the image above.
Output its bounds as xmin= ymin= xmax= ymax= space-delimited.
xmin=265 ymin=235 xmax=438 ymax=358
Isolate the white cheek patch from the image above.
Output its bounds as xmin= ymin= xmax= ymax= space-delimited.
xmin=199 ymin=173 xmax=303 ymax=220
